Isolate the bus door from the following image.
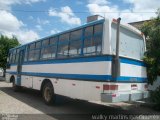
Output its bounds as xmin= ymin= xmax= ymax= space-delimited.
xmin=17 ymin=49 xmax=25 ymax=86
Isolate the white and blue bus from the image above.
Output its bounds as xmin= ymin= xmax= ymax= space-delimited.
xmin=6 ymin=16 xmax=149 ymax=105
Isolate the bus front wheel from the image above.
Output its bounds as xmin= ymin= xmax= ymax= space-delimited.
xmin=42 ymin=82 xmax=55 ymax=105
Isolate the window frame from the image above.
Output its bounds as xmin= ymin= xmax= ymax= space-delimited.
xmin=57 ymin=33 xmax=70 ymax=59
xmin=40 ymin=36 xmax=58 ymax=60
xmin=68 ymin=29 xmax=83 ymax=57
xmin=83 ymin=23 xmax=103 ymax=56
xmin=27 ymin=41 xmax=42 ymax=61
xmin=23 ymin=20 xmax=104 ymax=62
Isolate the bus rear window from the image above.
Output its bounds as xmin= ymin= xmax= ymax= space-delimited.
xmin=111 ymin=23 xmax=145 ymax=60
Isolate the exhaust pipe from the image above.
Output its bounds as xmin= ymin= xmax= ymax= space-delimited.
xmin=112 ymin=18 xmax=121 ymax=78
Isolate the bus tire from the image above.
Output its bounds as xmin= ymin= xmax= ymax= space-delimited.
xmin=42 ymin=81 xmax=55 ymax=105
xmin=12 ymin=78 xmax=21 ymax=92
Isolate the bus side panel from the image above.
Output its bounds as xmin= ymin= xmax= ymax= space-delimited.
xmin=19 ymin=60 xmax=111 ymax=101
xmin=21 ymin=61 xmax=111 ymax=76
xmin=120 ymin=62 xmax=147 ymax=79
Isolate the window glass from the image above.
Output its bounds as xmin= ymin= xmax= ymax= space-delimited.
xmin=24 ymin=46 xmax=28 ymax=61
xmin=93 ymin=36 xmax=102 ymax=53
xmin=50 ymin=37 xmax=58 ymax=45
xmin=57 ymin=43 xmax=69 ymax=58
xmin=69 ymin=40 xmax=81 ymax=57
xmin=9 ymin=53 xmax=12 ymax=63
xmin=11 ymin=54 xmax=16 ymax=63
xmin=36 ymin=41 xmax=41 ymax=48
xmin=94 ymin=24 xmax=103 ymax=34
xmin=28 ymin=49 xmax=40 ymax=61
xmin=83 ymin=24 xmax=103 ymax=56
xmin=40 ymin=37 xmax=57 ymax=60
xmin=85 ymin=26 xmax=93 ymax=37
xmin=16 ymin=49 xmax=20 ymax=54
xmin=41 ymin=46 xmax=56 ymax=59
xmin=15 ymin=48 xmax=20 ymax=63
xmin=68 ymin=29 xmax=82 ymax=57
xmin=42 ymin=39 xmax=49 ymax=46
xmin=29 ymin=43 xmax=35 ymax=50
xmin=83 ymin=38 xmax=95 ymax=55
xmin=28 ymin=50 xmax=34 ymax=61
xmin=70 ymin=29 xmax=82 ymax=40
xmin=13 ymin=49 xmax=16 ymax=54
xmin=34 ymin=49 xmax=40 ymax=60
xmin=57 ymin=33 xmax=69 ymax=58
xmin=15 ymin=54 xmax=19 ymax=63
xmin=59 ymin=33 xmax=69 ymax=42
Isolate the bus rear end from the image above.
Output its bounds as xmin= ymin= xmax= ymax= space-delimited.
xmin=101 ymin=19 xmax=149 ymax=103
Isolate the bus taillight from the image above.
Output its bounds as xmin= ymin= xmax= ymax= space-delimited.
xmin=131 ymin=84 xmax=137 ymax=90
xmin=103 ymin=85 xmax=118 ymax=91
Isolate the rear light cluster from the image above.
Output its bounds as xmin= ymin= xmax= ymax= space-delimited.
xmin=103 ymin=85 xmax=118 ymax=91
xmin=131 ymin=84 xmax=138 ymax=90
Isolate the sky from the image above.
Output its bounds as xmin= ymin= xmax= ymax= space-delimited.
xmin=0 ymin=0 xmax=159 ymax=44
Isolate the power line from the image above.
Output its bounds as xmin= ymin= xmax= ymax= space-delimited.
xmin=0 ymin=9 xmax=156 ymax=13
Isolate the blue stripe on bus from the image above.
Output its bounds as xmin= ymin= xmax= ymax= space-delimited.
xmin=10 ymin=55 xmax=146 ymax=67
xmin=6 ymin=71 xmax=147 ymax=82
xmin=120 ymin=58 xmax=146 ymax=67
xmin=22 ymin=56 xmax=112 ymax=65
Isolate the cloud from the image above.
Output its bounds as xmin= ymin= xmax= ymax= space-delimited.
xmin=0 ymin=10 xmax=24 ymax=32
xmin=76 ymin=1 xmax=84 ymax=5
xmin=0 ymin=0 xmax=45 ymax=10
xmin=88 ymin=0 xmax=109 ymax=5
xmin=0 ymin=10 xmax=39 ymax=44
xmin=49 ymin=6 xmax=81 ymax=25
xmin=87 ymin=0 xmax=157 ymax=23
xmin=50 ymin=29 xmax=61 ymax=34
xmin=28 ymin=16 xmax=34 ymax=20
xmin=2 ymin=29 xmax=39 ymax=44
xmin=15 ymin=30 xmax=39 ymax=43
xmin=87 ymin=3 xmax=119 ymax=18
xmin=37 ymin=18 xmax=50 ymax=25
xmin=0 ymin=0 xmax=45 ymax=44
xmin=35 ymin=25 xmax=43 ymax=31
xmin=123 ymin=0 xmax=159 ymax=12
xmin=23 ymin=0 xmax=46 ymax=4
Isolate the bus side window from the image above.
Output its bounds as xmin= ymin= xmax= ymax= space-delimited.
xmin=83 ymin=24 xmax=103 ymax=56
xmin=84 ymin=26 xmax=94 ymax=55
xmin=94 ymin=24 xmax=103 ymax=54
xmin=69 ymin=29 xmax=82 ymax=57
xmin=28 ymin=42 xmax=41 ymax=61
xmin=40 ymin=37 xmax=57 ymax=59
xmin=57 ymin=33 xmax=69 ymax=58
xmin=9 ymin=52 xmax=12 ymax=64
xmin=28 ymin=50 xmax=34 ymax=61
xmin=15 ymin=49 xmax=19 ymax=63
xmin=24 ymin=46 xmax=28 ymax=62
xmin=11 ymin=49 xmax=16 ymax=64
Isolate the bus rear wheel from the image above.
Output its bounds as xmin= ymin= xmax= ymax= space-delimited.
xmin=42 ymin=82 xmax=55 ymax=105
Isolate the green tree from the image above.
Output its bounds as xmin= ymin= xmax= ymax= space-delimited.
xmin=0 ymin=35 xmax=20 ymax=75
xmin=141 ymin=9 xmax=160 ymax=84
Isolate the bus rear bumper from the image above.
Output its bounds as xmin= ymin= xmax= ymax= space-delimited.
xmin=101 ymin=91 xmax=149 ymax=103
